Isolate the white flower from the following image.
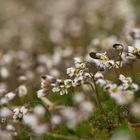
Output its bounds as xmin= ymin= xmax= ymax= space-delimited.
xmin=18 ymin=85 xmax=28 ymax=97
xmin=79 ymin=101 xmax=93 ymax=113
xmin=13 ymin=106 xmax=28 ymax=121
xmin=0 ymin=67 xmax=9 ymax=79
xmin=128 ymin=46 xmax=138 ymax=54
xmin=34 ymin=105 xmax=45 ymax=116
xmin=59 ymin=85 xmax=68 ymax=95
xmin=23 ymin=114 xmax=39 ymax=128
xmin=51 ymin=115 xmax=62 ymax=125
xmin=72 ymin=76 xmax=83 ymax=87
xmin=0 ymin=107 xmax=12 ymax=117
xmin=5 ymin=92 xmax=16 ymax=101
xmin=74 ymin=57 xmax=86 ymax=69
xmin=83 ymin=72 xmax=91 ymax=82
xmin=110 ymin=90 xmax=134 ymax=105
xmin=96 ymin=79 xmax=106 ymax=87
xmin=73 ymin=93 xmax=85 ymax=103
xmin=64 ymin=79 xmax=73 ymax=88
xmin=66 ymin=67 xmax=76 ymax=77
xmin=37 ymin=89 xmax=48 ymax=98
xmin=52 ymin=87 xmax=60 ymax=93
xmin=94 ymin=72 xmax=104 ymax=80
xmin=105 ymin=60 xmax=115 ymax=69
xmin=6 ymin=124 xmax=15 ymax=131
xmin=74 ymin=57 xmax=83 ymax=64
xmin=96 ymin=52 xmax=109 ymax=61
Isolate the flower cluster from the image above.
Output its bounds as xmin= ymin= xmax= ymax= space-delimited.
xmin=37 ymin=57 xmax=91 ymax=96
xmin=94 ymin=72 xmax=139 ymax=105
xmin=89 ymin=51 xmax=120 ymax=70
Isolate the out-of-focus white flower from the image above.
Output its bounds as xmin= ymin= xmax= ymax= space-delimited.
xmin=23 ymin=114 xmax=39 ymax=128
xmin=119 ymin=74 xmax=139 ymax=91
xmin=94 ymin=71 xmax=104 ymax=80
xmin=96 ymin=79 xmax=106 ymax=87
xmin=34 ymin=105 xmax=46 ymax=116
xmin=37 ymin=89 xmax=48 ymax=98
xmin=51 ymin=115 xmax=62 ymax=125
xmin=0 ymin=67 xmax=9 ymax=79
xmin=128 ymin=46 xmax=138 ymax=54
xmin=5 ymin=92 xmax=16 ymax=101
xmin=111 ymin=130 xmax=136 ymax=140
xmin=73 ymin=93 xmax=85 ymax=103
xmin=79 ymin=101 xmax=93 ymax=113
xmin=0 ymin=97 xmax=8 ymax=105
xmin=18 ymin=85 xmax=28 ymax=97
xmin=130 ymin=102 xmax=140 ymax=119
xmin=34 ymin=124 xmax=49 ymax=134
xmin=6 ymin=124 xmax=15 ymax=131
xmin=0 ymin=107 xmax=12 ymax=117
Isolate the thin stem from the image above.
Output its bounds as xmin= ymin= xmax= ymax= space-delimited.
xmin=119 ymin=49 xmax=123 ymax=68
xmin=40 ymin=97 xmax=54 ymax=110
xmin=46 ymin=132 xmax=80 ymax=140
xmin=90 ymin=82 xmax=104 ymax=114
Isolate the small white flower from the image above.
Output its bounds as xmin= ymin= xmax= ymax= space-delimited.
xmin=64 ymin=79 xmax=73 ymax=88
xmin=13 ymin=106 xmax=28 ymax=121
xmin=0 ymin=107 xmax=12 ymax=117
xmin=37 ymin=89 xmax=48 ymax=98
xmin=52 ymin=87 xmax=60 ymax=93
xmin=73 ymin=93 xmax=85 ymax=103
xmin=96 ymin=79 xmax=106 ymax=87
xmin=51 ymin=115 xmax=62 ymax=125
xmin=5 ymin=92 xmax=16 ymax=101
xmin=94 ymin=72 xmax=104 ymax=80
xmin=18 ymin=85 xmax=28 ymax=97
xmin=34 ymin=105 xmax=45 ymax=116
xmin=66 ymin=67 xmax=76 ymax=77
xmin=128 ymin=46 xmax=138 ymax=54
xmin=79 ymin=101 xmax=93 ymax=113
xmin=72 ymin=77 xmax=82 ymax=87
xmin=74 ymin=57 xmax=86 ymax=69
